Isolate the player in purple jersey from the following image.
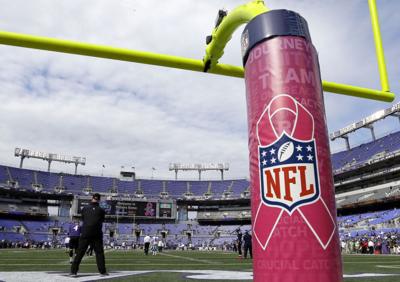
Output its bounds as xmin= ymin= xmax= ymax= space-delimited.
xmin=68 ymin=219 xmax=81 ymax=263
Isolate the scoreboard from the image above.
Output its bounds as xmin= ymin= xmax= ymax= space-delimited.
xmin=115 ymin=201 xmax=156 ymax=217
xmin=158 ymin=202 xmax=173 ymax=218
xmin=76 ymin=198 xmax=175 ymax=219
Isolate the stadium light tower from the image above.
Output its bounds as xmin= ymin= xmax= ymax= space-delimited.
xmin=14 ymin=147 xmax=86 ymax=174
xmin=341 ymin=135 xmax=351 ymax=151
xmin=169 ymin=163 xmax=229 ymax=180
xmin=330 ymin=102 xmax=400 ymax=150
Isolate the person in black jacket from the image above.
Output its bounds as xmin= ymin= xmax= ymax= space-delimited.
xmin=70 ymin=193 xmax=108 ymax=276
xmin=243 ymin=230 xmax=252 ymax=259
xmin=236 ymin=228 xmax=243 ymax=257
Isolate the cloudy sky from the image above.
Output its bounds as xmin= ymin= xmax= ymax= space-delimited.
xmin=0 ymin=0 xmax=399 ymax=179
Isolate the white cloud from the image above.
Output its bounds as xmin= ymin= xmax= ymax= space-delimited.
xmin=0 ymin=0 xmax=398 ymax=179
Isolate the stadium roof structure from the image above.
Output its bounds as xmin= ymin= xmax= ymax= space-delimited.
xmin=14 ymin=148 xmax=86 ymax=174
xmin=330 ymin=102 xmax=400 ymax=150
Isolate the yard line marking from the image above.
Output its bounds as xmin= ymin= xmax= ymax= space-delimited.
xmin=344 ymin=254 xmax=400 ymax=257
xmin=343 ymin=273 xmax=400 ymax=277
xmin=0 ymin=258 xmax=66 ymax=260
xmin=0 ymin=271 xmax=154 ymax=282
xmin=343 ymin=261 xmax=400 ymax=264
xmin=58 ymin=248 xmax=114 ymax=265
xmin=158 ymin=252 xmax=218 ymax=265
xmin=376 ymin=265 xmax=400 ymax=269
xmin=0 ymin=262 xmax=252 ymax=266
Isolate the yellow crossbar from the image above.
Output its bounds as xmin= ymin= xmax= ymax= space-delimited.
xmin=0 ymin=30 xmax=394 ymax=102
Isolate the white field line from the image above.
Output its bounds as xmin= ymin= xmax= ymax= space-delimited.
xmin=58 ymin=248 xmax=114 ymax=265
xmin=0 ymin=262 xmax=252 ymax=266
xmin=0 ymin=270 xmax=251 ymax=282
xmin=2 ymin=258 xmax=398 ymax=264
xmin=376 ymin=265 xmax=400 ymax=269
xmin=0 ymin=258 xmax=66 ymax=260
xmin=0 ymin=270 xmax=399 ymax=282
xmin=344 ymin=254 xmax=400 ymax=257
xmin=158 ymin=252 xmax=219 ymax=265
xmin=343 ymin=261 xmax=400 ymax=264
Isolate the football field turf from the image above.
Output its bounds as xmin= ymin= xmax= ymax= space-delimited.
xmin=0 ymin=249 xmax=399 ymax=281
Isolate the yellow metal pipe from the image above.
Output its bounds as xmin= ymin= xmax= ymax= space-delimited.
xmin=203 ymin=0 xmax=268 ymax=71
xmin=0 ymin=30 xmax=395 ymax=102
xmin=322 ymin=81 xmax=394 ymax=102
xmin=368 ymin=0 xmax=390 ymax=92
xmin=0 ymin=30 xmax=243 ymax=78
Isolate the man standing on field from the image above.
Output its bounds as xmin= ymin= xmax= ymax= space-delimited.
xmin=70 ymin=193 xmax=108 ymax=277
xmin=144 ymin=234 xmax=151 ymax=255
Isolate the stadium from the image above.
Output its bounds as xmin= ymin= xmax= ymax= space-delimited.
xmin=0 ymin=0 xmax=400 ymax=281
xmin=1 ymin=107 xmax=400 ymax=281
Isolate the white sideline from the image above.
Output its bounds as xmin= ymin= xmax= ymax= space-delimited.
xmin=0 ymin=270 xmax=398 ymax=281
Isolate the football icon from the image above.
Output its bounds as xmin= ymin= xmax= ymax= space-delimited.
xmin=278 ymin=141 xmax=294 ymax=162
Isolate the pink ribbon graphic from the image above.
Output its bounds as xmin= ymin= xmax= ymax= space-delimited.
xmin=253 ymin=94 xmax=336 ymax=250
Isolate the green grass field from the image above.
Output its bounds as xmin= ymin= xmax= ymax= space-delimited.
xmin=0 ymin=249 xmax=399 ymax=281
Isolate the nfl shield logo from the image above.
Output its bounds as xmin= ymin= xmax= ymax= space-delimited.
xmin=259 ymin=132 xmax=320 ymax=213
